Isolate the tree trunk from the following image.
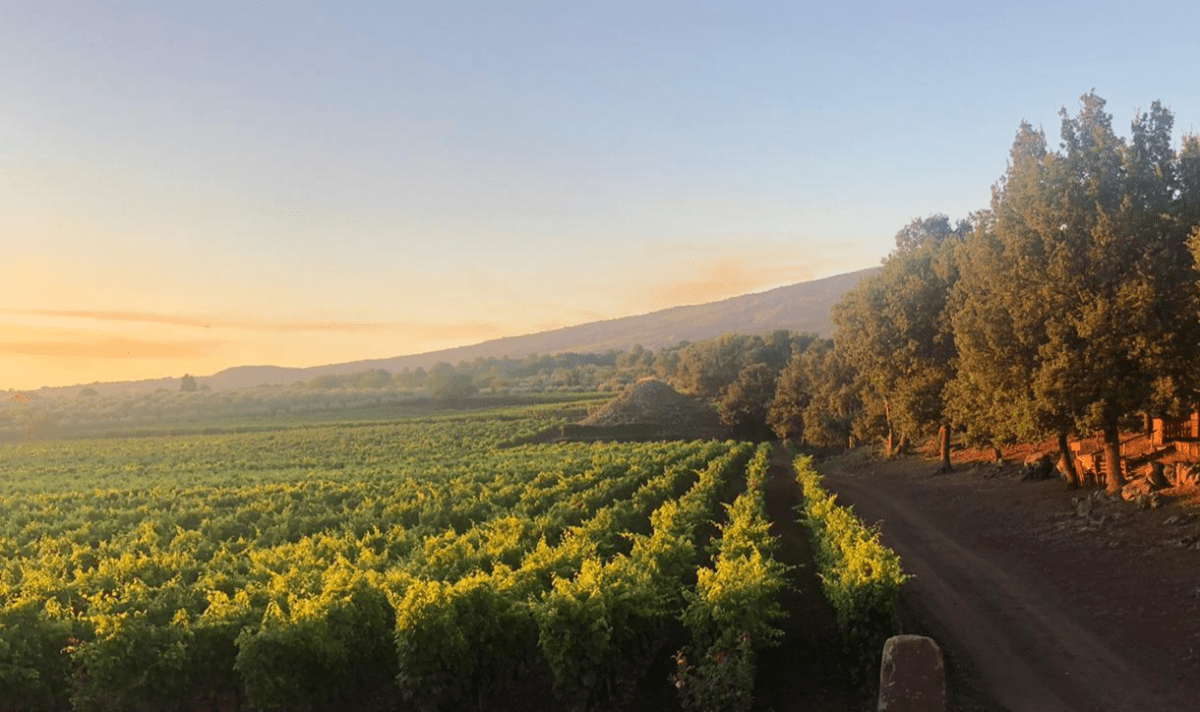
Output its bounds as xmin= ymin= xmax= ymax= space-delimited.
xmin=938 ymin=424 xmax=952 ymax=472
xmin=884 ymin=398 xmax=895 ymax=458
xmin=1102 ymin=422 xmax=1125 ymax=495
xmin=1057 ymin=431 xmax=1081 ymax=489
xmin=1143 ymin=412 xmax=1153 ymax=439
xmin=992 ymin=446 xmax=1003 ymax=464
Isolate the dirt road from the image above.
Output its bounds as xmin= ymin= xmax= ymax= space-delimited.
xmin=819 ymin=453 xmax=1200 ymax=712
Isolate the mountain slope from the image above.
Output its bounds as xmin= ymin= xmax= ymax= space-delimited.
xmin=204 ymin=267 xmax=879 ymax=389
xmin=40 ymin=267 xmax=879 ymax=395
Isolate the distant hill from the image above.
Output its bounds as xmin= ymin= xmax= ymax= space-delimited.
xmin=37 ymin=267 xmax=880 ymax=396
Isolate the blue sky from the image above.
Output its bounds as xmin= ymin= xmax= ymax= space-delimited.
xmin=4 ymin=1 xmax=1199 ymax=389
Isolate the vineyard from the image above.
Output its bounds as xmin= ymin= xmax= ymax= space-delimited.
xmin=0 ymin=402 xmax=795 ymax=712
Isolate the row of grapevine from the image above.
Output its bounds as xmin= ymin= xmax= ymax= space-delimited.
xmin=0 ymin=412 xmax=759 ymax=712
xmin=675 ymin=443 xmax=788 ymax=712
xmin=387 ymin=443 xmax=754 ymax=712
xmin=0 ymin=408 xmax=578 ymax=498
xmin=0 ymin=437 xmax=711 ymax=560
xmin=246 ymin=446 xmax=722 ymax=712
xmin=793 ymin=455 xmax=908 ymax=642
xmin=533 ymin=444 xmax=755 ymax=711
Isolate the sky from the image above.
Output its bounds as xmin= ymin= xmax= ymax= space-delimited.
xmin=4 ymin=0 xmax=1200 ymax=390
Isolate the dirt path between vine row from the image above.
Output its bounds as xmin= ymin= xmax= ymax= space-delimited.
xmin=755 ymin=446 xmax=854 ymax=712
xmin=816 ymin=451 xmax=1200 ymax=712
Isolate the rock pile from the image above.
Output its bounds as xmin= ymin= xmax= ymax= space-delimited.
xmin=581 ymin=378 xmax=727 ymax=439
xmin=1059 ymin=479 xmax=1200 ymax=549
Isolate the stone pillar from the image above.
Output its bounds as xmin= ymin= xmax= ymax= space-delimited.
xmin=878 ymin=635 xmax=945 ymax=712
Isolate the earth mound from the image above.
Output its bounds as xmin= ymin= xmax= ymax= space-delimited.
xmin=579 ymin=378 xmax=727 ymax=439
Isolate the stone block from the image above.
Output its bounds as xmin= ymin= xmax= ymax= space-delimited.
xmin=878 ymin=635 xmax=945 ymax=712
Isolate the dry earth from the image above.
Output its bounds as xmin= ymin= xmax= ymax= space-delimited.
xmin=755 ymin=445 xmax=854 ymax=711
xmin=814 ymin=449 xmax=1200 ymax=712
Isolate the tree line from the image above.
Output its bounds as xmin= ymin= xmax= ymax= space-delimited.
xmin=292 ymin=332 xmax=808 ymax=402
xmin=772 ymin=92 xmax=1200 ymax=494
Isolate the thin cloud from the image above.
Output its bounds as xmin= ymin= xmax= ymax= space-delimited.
xmin=0 ymin=337 xmax=220 ymax=359
xmin=396 ymin=321 xmax=510 ymax=342
xmin=634 ymin=256 xmax=816 ymax=311
xmin=0 ymin=308 xmax=392 ymax=332
xmin=250 ymin=321 xmax=392 ymax=333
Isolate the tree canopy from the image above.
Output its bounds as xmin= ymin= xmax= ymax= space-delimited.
xmin=947 ymin=93 xmax=1200 ymax=490
xmin=831 ymin=214 xmax=964 ymax=462
xmin=768 ymin=92 xmax=1200 ymax=486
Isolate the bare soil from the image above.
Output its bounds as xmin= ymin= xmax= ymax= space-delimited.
xmin=755 ymin=445 xmax=856 ymax=712
xmin=808 ymin=448 xmax=1200 ymax=712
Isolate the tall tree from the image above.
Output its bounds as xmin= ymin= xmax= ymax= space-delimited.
xmin=947 ymin=123 xmax=1083 ymax=480
xmin=767 ymin=338 xmax=859 ymax=448
xmin=1178 ymin=133 xmax=1200 ymax=232
xmin=952 ymin=93 xmax=1200 ymax=493
xmin=716 ymin=362 xmax=777 ymax=440
xmin=833 ymin=215 xmax=962 ymax=467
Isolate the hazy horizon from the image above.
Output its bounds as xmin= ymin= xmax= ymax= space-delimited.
xmin=9 ymin=266 xmax=877 ymax=391
xmin=5 ymin=1 xmax=1199 ymax=390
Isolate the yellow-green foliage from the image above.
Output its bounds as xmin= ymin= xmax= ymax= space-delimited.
xmin=530 ymin=443 xmax=754 ymax=709
xmin=675 ymin=444 xmax=788 ymax=712
xmin=794 ymin=455 xmax=908 ymax=640
xmin=392 ymin=569 xmax=538 ymax=711
xmin=0 ymin=408 xmax=750 ymax=712
xmin=684 ymin=445 xmax=785 ymax=648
